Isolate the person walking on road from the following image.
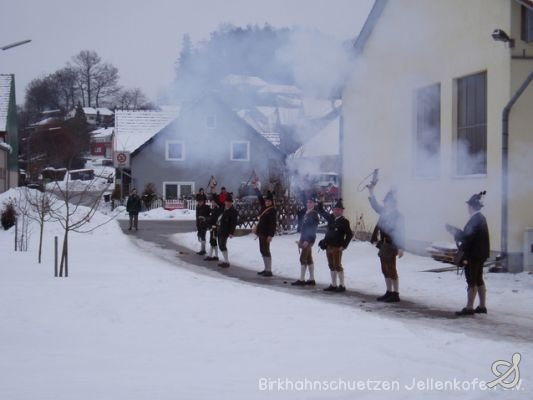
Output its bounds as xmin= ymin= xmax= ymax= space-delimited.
xmin=126 ymin=188 xmax=142 ymax=231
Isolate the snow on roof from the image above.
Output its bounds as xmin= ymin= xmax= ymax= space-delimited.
xmin=222 ymin=74 xmax=268 ymax=87
xmin=291 ymin=116 xmax=340 ymax=159
xmin=0 ymin=141 xmax=12 ymax=153
xmin=90 ymin=127 xmax=114 ymax=139
xmin=90 ymin=127 xmax=114 ymax=135
xmin=34 ymin=117 xmax=59 ymax=126
xmin=301 ymin=97 xmax=342 ymax=120
xmin=234 ymin=109 xmax=281 ymax=147
xmin=255 ymin=106 xmax=301 ymax=126
xmin=83 ymin=107 xmax=114 ymax=116
xmin=68 ymin=107 xmax=114 ymax=118
xmin=0 ymin=74 xmax=13 ymax=132
xmin=115 ymin=109 xmax=180 ymax=153
xmin=41 ymin=109 xmax=61 ymax=115
xmin=261 ymin=132 xmax=281 ymax=148
xmin=258 ymin=83 xmax=302 ymax=95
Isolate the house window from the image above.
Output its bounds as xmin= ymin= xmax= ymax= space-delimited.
xmin=521 ymin=5 xmax=533 ymax=42
xmin=230 ymin=141 xmax=250 ymax=161
xmin=414 ymin=83 xmax=441 ymax=177
xmin=456 ymin=71 xmax=487 ymax=175
xmin=206 ymin=115 xmax=216 ymax=129
xmin=163 ymin=182 xmax=195 ymax=200
xmin=166 ymin=141 xmax=185 ymax=161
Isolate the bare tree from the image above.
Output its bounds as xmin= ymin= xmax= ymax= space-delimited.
xmin=24 ymin=187 xmax=60 ymax=263
xmin=115 ymin=87 xmax=150 ymax=110
xmin=24 ymin=77 xmax=60 ymax=117
xmin=51 ymin=67 xmax=80 ymax=113
xmin=71 ymin=50 xmax=102 ymax=107
xmin=93 ymin=63 xmax=120 ymax=108
xmin=48 ymin=171 xmax=117 ymax=277
xmin=12 ymin=191 xmax=33 ymax=252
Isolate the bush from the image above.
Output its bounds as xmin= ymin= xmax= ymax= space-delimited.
xmin=142 ymin=183 xmax=157 ymax=208
xmin=1 ymin=201 xmax=17 ymax=230
xmin=111 ymin=184 xmax=121 ymax=200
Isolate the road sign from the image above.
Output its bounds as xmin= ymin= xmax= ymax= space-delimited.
xmin=113 ymin=151 xmax=130 ymax=168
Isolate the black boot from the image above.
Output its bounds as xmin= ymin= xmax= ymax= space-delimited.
xmin=455 ymin=307 xmax=475 ymax=316
xmin=323 ymin=285 xmax=337 ymax=292
xmin=291 ymin=280 xmax=306 ymax=286
xmin=385 ymin=292 xmax=400 ymax=302
xmin=377 ymin=291 xmax=392 ymax=301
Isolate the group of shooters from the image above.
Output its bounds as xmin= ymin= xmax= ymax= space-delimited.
xmin=193 ymin=174 xmax=490 ymax=316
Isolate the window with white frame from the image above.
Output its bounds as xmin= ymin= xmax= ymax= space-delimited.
xmin=456 ymin=71 xmax=487 ymax=176
xmin=206 ymin=115 xmax=216 ymax=129
xmin=230 ymin=141 xmax=250 ymax=161
xmin=414 ymin=83 xmax=441 ymax=177
xmin=163 ymin=182 xmax=195 ymax=200
xmin=166 ymin=141 xmax=185 ymax=161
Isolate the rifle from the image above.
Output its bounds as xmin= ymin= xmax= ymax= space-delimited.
xmin=357 ymin=169 xmax=379 ymax=192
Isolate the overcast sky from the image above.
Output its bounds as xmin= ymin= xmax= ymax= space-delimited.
xmin=1 ymin=0 xmax=374 ymax=105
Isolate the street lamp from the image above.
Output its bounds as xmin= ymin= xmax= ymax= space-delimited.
xmin=1 ymin=39 xmax=31 ymax=51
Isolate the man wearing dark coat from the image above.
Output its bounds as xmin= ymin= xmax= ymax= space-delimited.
xmin=292 ymin=197 xmax=320 ymax=286
xmin=126 ymin=188 xmax=142 ymax=231
xmin=317 ymin=199 xmax=353 ymax=292
xmin=195 ymin=189 xmax=211 ymax=255
xmin=204 ymin=199 xmax=222 ymax=261
xmin=217 ymin=193 xmax=239 ymax=268
xmin=368 ymin=187 xmax=405 ymax=303
xmin=446 ymin=191 xmax=490 ymax=316
xmin=254 ymin=188 xmax=277 ymax=277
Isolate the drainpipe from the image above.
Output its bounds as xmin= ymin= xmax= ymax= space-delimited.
xmin=501 ymin=69 xmax=533 ymax=270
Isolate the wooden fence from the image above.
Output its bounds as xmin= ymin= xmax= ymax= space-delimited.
xmin=234 ymin=199 xmax=334 ymax=233
xmin=114 ymin=196 xmax=372 ymax=240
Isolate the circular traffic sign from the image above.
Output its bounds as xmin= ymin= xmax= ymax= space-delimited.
xmin=116 ymin=152 xmax=127 ymax=163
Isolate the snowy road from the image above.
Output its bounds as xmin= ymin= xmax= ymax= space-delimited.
xmin=119 ymin=220 xmax=533 ymax=344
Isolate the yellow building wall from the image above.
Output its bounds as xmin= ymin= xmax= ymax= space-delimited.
xmin=343 ymin=0 xmax=518 ymax=256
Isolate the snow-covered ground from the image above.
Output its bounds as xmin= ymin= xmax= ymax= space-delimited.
xmin=1 ymin=188 xmax=531 ymax=399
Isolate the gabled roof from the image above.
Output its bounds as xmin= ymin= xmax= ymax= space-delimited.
xmin=115 ymin=109 xmax=180 ymax=153
xmin=352 ymin=0 xmax=388 ymax=55
xmin=0 ymin=74 xmax=14 ymax=132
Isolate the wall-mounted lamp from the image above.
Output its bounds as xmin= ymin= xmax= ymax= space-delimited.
xmin=491 ymin=29 xmax=515 ymax=48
